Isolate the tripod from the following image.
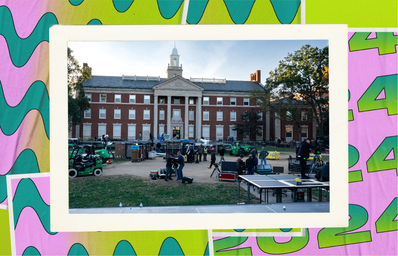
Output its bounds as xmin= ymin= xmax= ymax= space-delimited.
xmin=210 ymin=163 xmax=220 ymax=178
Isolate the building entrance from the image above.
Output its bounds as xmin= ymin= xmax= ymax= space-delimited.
xmin=173 ymin=127 xmax=181 ymax=139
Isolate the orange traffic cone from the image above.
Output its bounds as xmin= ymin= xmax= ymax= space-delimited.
xmin=108 ymin=159 xmax=112 ymax=164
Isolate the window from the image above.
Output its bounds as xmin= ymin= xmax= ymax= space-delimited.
xmin=84 ymin=109 xmax=91 ymax=119
xmin=286 ymin=126 xmax=293 ymax=138
xmin=129 ymin=109 xmax=135 ymax=119
xmin=114 ymin=109 xmax=121 ymax=119
xmin=143 ymin=110 xmax=150 ymax=120
xmin=216 ymin=126 xmax=223 ymax=141
xmin=85 ymin=94 xmax=91 ymax=102
xmin=173 ymin=109 xmax=180 ymax=120
xmin=142 ymin=125 xmax=150 ymax=140
xmin=100 ymin=94 xmax=106 ymax=103
xmin=243 ymin=98 xmax=249 ymax=106
xmin=159 ymin=110 xmax=165 ymax=120
xmin=98 ymin=124 xmax=106 ymax=137
xmin=189 ymin=98 xmax=194 ymax=104
xmin=301 ymin=126 xmax=308 ymax=138
xmin=217 ymin=111 xmax=223 ymax=121
xmin=189 ymin=110 xmax=194 ymax=121
xmin=258 ymin=112 xmax=263 ymax=121
xmin=128 ymin=124 xmax=136 ymax=140
xmin=230 ymin=97 xmax=236 ymax=106
xmin=217 ymin=97 xmax=223 ymax=105
xmin=159 ymin=97 xmax=165 ymax=104
xmin=188 ymin=126 xmax=194 ymax=138
xmin=229 ymin=125 xmax=237 ymax=140
xmin=174 ymin=97 xmax=180 ymax=104
xmin=302 ymin=111 xmax=308 ymax=121
xmin=203 ymin=97 xmax=209 ymax=105
xmin=115 ymin=94 xmax=121 ymax=103
xmin=113 ymin=124 xmax=121 ymax=139
xmin=230 ymin=112 xmax=236 ymax=121
xmin=159 ymin=125 xmax=165 ymax=136
xmin=286 ymin=111 xmax=292 ymax=121
xmin=83 ymin=124 xmax=91 ymax=140
xmin=257 ymin=126 xmax=263 ymax=140
xmin=257 ymin=99 xmax=262 ymax=106
xmin=129 ymin=95 xmax=136 ymax=103
xmin=202 ymin=126 xmax=210 ymax=139
xmin=144 ymin=95 xmax=150 ymax=104
xmin=203 ymin=111 xmax=209 ymax=121
xmin=99 ymin=109 xmax=106 ymax=119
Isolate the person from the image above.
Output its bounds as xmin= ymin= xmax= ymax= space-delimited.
xmin=165 ymin=153 xmax=174 ymax=181
xmin=208 ymin=148 xmax=216 ymax=169
xmin=156 ymin=142 xmax=162 ymax=153
xmin=259 ymin=147 xmax=269 ymax=166
xmin=203 ymin=146 xmax=208 ymax=161
xmin=253 ymin=154 xmax=258 ymax=173
xmin=188 ymin=146 xmax=194 ymax=163
xmin=236 ymin=154 xmax=245 ymax=175
xmin=176 ymin=151 xmax=184 ymax=181
xmin=250 ymin=148 xmax=257 ymax=158
xmin=219 ymin=146 xmax=225 ymax=162
xmin=198 ymin=145 xmax=203 ymax=162
xmin=245 ymin=154 xmax=255 ymax=175
xmin=139 ymin=132 xmax=142 ymax=140
xmin=297 ymin=138 xmax=316 ymax=179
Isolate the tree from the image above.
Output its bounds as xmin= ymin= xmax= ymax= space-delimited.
xmin=68 ymin=47 xmax=91 ymax=130
xmin=253 ymin=44 xmax=329 ymax=138
xmin=233 ymin=109 xmax=263 ymax=141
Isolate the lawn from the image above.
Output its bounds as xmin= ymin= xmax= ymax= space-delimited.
xmin=69 ymin=175 xmax=259 ymax=208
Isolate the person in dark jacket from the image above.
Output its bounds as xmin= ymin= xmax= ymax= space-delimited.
xmin=165 ymin=154 xmax=174 ymax=181
xmin=176 ymin=151 xmax=185 ymax=181
xmin=297 ymin=138 xmax=316 ymax=179
xmin=245 ymin=155 xmax=255 ymax=175
xmin=219 ymin=146 xmax=225 ymax=162
xmin=236 ymin=154 xmax=245 ymax=175
xmin=208 ymin=149 xmax=216 ymax=169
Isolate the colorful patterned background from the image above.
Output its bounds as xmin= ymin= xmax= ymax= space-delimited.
xmin=0 ymin=0 xmax=397 ymax=255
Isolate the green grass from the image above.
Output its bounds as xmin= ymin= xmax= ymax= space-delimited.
xmin=69 ymin=175 xmax=259 ymax=208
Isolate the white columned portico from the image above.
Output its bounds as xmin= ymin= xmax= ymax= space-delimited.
xmin=196 ymin=96 xmax=202 ymax=139
xmin=184 ymin=96 xmax=189 ymax=139
xmin=153 ymin=95 xmax=158 ymax=139
xmin=167 ymin=95 xmax=171 ymax=135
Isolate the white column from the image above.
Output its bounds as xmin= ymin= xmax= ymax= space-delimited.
xmin=167 ymin=95 xmax=171 ymax=135
xmin=184 ymin=96 xmax=189 ymax=140
xmin=196 ymin=96 xmax=202 ymax=139
xmin=153 ymin=95 xmax=158 ymax=140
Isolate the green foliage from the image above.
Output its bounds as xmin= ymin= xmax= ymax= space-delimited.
xmin=253 ymin=44 xmax=329 ymax=137
xmin=233 ymin=109 xmax=263 ymax=141
xmin=68 ymin=47 xmax=91 ymax=129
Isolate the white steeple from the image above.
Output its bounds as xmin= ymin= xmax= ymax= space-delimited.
xmin=167 ymin=44 xmax=183 ymax=79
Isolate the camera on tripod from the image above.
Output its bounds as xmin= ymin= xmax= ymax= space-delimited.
xmin=314 ymin=146 xmax=322 ymax=155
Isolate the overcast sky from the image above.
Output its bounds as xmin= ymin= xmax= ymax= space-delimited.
xmin=68 ymin=40 xmax=328 ymax=83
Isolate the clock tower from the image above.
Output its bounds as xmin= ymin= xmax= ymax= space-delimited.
xmin=167 ymin=46 xmax=183 ymax=79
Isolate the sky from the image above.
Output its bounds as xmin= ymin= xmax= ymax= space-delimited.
xmin=68 ymin=40 xmax=328 ymax=82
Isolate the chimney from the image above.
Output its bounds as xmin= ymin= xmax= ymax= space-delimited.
xmin=250 ymin=70 xmax=261 ymax=83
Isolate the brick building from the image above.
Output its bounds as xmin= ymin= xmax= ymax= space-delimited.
xmin=71 ymin=47 xmax=316 ymax=142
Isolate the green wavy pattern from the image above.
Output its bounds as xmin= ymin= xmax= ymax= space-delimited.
xmin=22 ymin=246 xmax=41 ymax=256
xmin=68 ymin=243 xmax=89 ymax=256
xmin=0 ymin=81 xmax=49 ymax=139
xmin=113 ymin=240 xmax=137 ymax=255
xmin=113 ymin=0 xmax=134 ymax=13
xmin=12 ymin=178 xmax=56 ymax=235
xmin=0 ymin=149 xmax=40 ymax=203
xmin=157 ymin=0 xmax=184 ymax=19
xmin=223 ymin=0 xmax=255 ymax=24
xmin=0 ymin=6 xmax=58 ymax=67
xmin=159 ymin=237 xmax=185 ymax=255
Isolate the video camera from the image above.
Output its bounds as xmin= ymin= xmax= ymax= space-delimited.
xmin=314 ymin=146 xmax=322 ymax=155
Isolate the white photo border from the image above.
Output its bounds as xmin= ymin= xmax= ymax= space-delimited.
xmin=50 ymin=24 xmax=348 ymax=232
